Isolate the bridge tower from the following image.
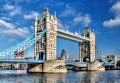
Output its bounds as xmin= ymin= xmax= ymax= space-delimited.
xmin=34 ymin=6 xmax=57 ymax=60
xmin=89 ymin=28 xmax=95 ymax=62
xmin=79 ymin=25 xmax=95 ymax=62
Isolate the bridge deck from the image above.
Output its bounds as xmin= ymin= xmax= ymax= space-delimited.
xmin=65 ymin=62 xmax=88 ymax=67
xmin=102 ymin=64 xmax=114 ymax=66
xmin=0 ymin=59 xmax=43 ymax=63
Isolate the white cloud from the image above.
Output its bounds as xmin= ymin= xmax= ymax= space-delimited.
xmin=10 ymin=7 xmax=21 ymax=16
xmin=1 ymin=27 xmax=29 ymax=38
xmin=24 ymin=11 xmax=39 ymax=19
xmin=74 ymin=14 xmax=91 ymax=25
xmin=29 ymin=26 xmax=34 ymax=31
xmin=5 ymin=0 xmax=32 ymax=4
xmin=60 ymin=4 xmax=75 ymax=17
xmin=103 ymin=2 xmax=120 ymax=28
xmin=110 ymin=1 xmax=120 ymax=15
xmin=0 ymin=19 xmax=14 ymax=29
xmin=3 ymin=4 xmax=14 ymax=10
xmin=60 ymin=4 xmax=91 ymax=26
xmin=15 ymin=22 xmax=19 ymax=25
xmin=1 ymin=17 xmax=10 ymax=21
xmin=47 ymin=1 xmax=65 ymax=7
xmin=8 ymin=38 xmax=15 ymax=42
xmin=3 ymin=4 xmax=21 ymax=16
xmin=57 ymin=19 xmax=69 ymax=29
xmin=0 ymin=20 xmax=30 ymax=38
xmin=95 ymin=30 xmax=101 ymax=35
xmin=103 ymin=17 xmax=120 ymax=28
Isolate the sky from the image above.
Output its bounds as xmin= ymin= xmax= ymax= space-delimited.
xmin=0 ymin=0 xmax=120 ymax=59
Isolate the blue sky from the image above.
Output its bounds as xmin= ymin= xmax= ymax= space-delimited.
xmin=0 ymin=0 xmax=120 ymax=59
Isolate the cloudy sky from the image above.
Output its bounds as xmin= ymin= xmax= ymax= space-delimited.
xmin=0 ymin=0 xmax=120 ymax=59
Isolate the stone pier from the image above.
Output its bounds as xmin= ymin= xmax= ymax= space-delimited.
xmin=28 ymin=60 xmax=67 ymax=73
xmin=43 ymin=60 xmax=67 ymax=73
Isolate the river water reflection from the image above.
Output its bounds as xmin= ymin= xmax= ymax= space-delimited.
xmin=0 ymin=70 xmax=120 ymax=83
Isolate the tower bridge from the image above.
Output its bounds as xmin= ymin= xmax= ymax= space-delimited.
xmin=34 ymin=6 xmax=95 ymax=63
xmin=0 ymin=6 xmax=108 ymax=72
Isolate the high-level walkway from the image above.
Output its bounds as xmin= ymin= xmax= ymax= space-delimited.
xmin=57 ymin=28 xmax=90 ymax=42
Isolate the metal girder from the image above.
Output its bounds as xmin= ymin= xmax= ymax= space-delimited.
xmin=57 ymin=28 xmax=90 ymax=43
xmin=57 ymin=33 xmax=82 ymax=42
xmin=0 ymin=29 xmax=47 ymax=59
xmin=95 ymin=46 xmax=115 ymax=64
xmin=65 ymin=62 xmax=88 ymax=67
xmin=0 ymin=59 xmax=43 ymax=63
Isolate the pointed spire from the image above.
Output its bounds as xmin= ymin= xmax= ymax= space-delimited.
xmin=79 ymin=30 xmax=81 ymax=35
xmin=43 ymin=5 xmax=49 ymax=16
xmin=54 ymin=11 xmax=56 ymax=19
xmin=44 ymin=5 xmax=47 ymax=11
xmin=45 ymin=4 xmax=46 ymax=8
xmin=35 ymin=13 xmax=37 ymax=20
xmin=85 ymin=24 xmax=88 ymax=29
xmin=93 ymin=29 xmax=94 ymax=33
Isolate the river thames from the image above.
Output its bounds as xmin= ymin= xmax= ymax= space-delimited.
xmin=0 ymin=70 xmax=120 ymax=83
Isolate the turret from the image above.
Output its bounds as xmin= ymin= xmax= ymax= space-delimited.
xmin=54 ymin=11 xmax=56 ymax=19
xmin=34 ymin=15 xmax=38 ymax=33
xmin=79 ymin=30 xmax=81 ymax=36
xmin=90 ymin=27 xmax=91 ymax=33
xmin=54 ymin=11 xmax=57 ymax=24
xmin=43 ymin=5 xmax=50 ymax=16
xmin=82 ymin=25 xmax=90 ymax=37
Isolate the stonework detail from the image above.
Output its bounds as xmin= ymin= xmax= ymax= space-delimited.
xmin=34 ymin=6 xmax=57 ymax=60
xmin=43 ymin=60 xmax=67 ymax=73
xmin=79 ymin=25 xmax=95 ymax=62
xmin=87 ymin=62 xmax=105 ymax=71
xmin=90 ymin=29 xmax=95 ymax=62
xmin=28 ymin=63 xmax=43 ymax=72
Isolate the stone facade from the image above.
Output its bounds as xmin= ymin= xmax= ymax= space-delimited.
xmin=89 ymin=29 xmax=95 ymax=62
xmin=28 ymin=63 xmax=43 ymax=72
xmin=34 ymin=6 xmax=57 ymax=60
xmin=79 ymin=25 xmax=95 ymax=62
xmin=87 ymin=62 xmax=105 ymax=71
xmin=43 ymin=60 xmax=67 ymax=73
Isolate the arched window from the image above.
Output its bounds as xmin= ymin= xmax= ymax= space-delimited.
xmin=44 ymin=18 xmax=46 ymax=22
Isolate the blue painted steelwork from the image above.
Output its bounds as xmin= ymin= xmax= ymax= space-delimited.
xmin=65 ymin=62 xmax=88 ymax=67
xmin=0 ymin=59 xmax=43 ymax=63
xmin=0 ymin=29 xmax=47 ymax=59
xmin=102 ymin=64 xmax=114 ymax=66
xmin=95 ymin=46 xmax=115 ymax=64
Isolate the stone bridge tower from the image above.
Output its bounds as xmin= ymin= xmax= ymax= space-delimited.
xmin=34 ymin=6 xmax=57 ymax=60
xmin=79 ymin=25 xmax=95 ymax=62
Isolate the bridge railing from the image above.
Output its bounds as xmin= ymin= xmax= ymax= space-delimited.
xmin=0 ymin=29 xmax=47 ymax=60
xmin=65 ymin=62 xmax=88 ymax=67
xmin=57 ymin=28 xmax=90 ymax=41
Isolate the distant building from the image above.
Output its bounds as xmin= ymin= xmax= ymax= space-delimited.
xmin=14 ymin=48 xmax=24 ymax=59
xmin=61 ymin=49 xmax=69 ymax=61
xmin=105 ymin=55 xmax=118 ymax=67
xmin=58 ymin=49 xmax=69 ymax=61
xmin=105 ymin=55 xmax=117 ymax=62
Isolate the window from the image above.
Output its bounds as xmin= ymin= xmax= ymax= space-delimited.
xmin=37 ymin=41 xmax=39 ymax=44
xmin=44 ymin=18 xmax=46 ymax=22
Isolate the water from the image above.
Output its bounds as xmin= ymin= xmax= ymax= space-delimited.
xmin=0 ymin=70 xmax=120 ymax=83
